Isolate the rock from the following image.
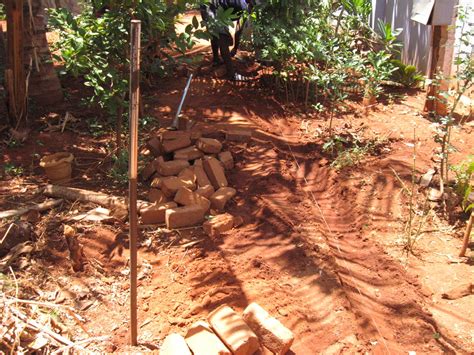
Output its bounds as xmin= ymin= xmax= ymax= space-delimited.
xmin=203 ymin=157 xmax=228 ymax=189
xmin=197 ymin=138 xmax=223 ymax=154
xmin=166 ymin=205 xmax=206 ymax=229
xmin=160 ymin=333 xmax=192 ymax=355
xmin=208 ymin=304 xmax=260 ymax=355
xmin=419 ymin=169 xmax=436 ymax=188
xmin=243 ymin=303 xmax=294 ymax=355
xmin=203 ymin=213 xmax=234 ymax=237
xmin=174 ymin=187 xmax=211 ymax=212
xmin=185 ymin=321 xmax=231 ymax=355
xmin=428 ymin=188 xmax=443 ymax=201
xmin=441 ymin=283 xmax=473 ymax=300
xmin=210 ymin=187 xmax=237 ymax=210
xmin=218 ymin=151 xmax=234 ymax=170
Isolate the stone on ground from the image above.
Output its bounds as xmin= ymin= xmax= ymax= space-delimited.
xmin=166 ymin=205 xmax=206 ymax=229
xmin=218 ymin=151 xmax=234 ymax=170
xmin=160 ymin=333 xmax=192 ymax=355
xmin=243 ymin=303 xmax=294 ymax=355
xmin=208 ymin=304 xmax=260 ymax=355
xmin=185 ymin=321 xmax=231 ymax=355
xmin=197 ymin=137 xmax=223 ymax=154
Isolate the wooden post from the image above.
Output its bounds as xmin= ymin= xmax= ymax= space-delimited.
xmin=459 ymin=211 xmax=473 ymax=257
xmin=128 ymin=19 xmax=141 ymax=347
xmin=5 ymin=0 xmax=27 ymax=127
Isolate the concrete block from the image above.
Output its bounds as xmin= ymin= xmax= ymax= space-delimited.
xmin=208 ymin=305 xmax=259 ymax=355
xmin=203 ymin=213 xmax=234 ymax=237
xmin=147 ymin=137 xmax=163 ymax=156
xmin=218 ymin=151 xmax=234 ymax=170
xmin=210 ymin=187 xmax=236 ymax=210
xmin=156 ymin=157 xmax=190 ymax=176
xmin=196 ymin=185 xmax=215 ymax=199
xmin=160 ymin=333 xmax=192 ymax=355
xmin=174 ymin=187 xmax=211 ymax=212
xmin=161 ymin=176 xmax=196 ymax=197
xmin=226 ymin=128 xmax=252 ymax=142
xmin=194 ymin=165 xmax=212 ymax=187
xmin=174 ymin=146 xmax=203 ymax=161
xmin=185 ymin=321 xmax=231 ymax=355
xmin=140 ymin=202 xmax=177 ymax=224
xmin=203 ymin=157 xmax=228 ymax=189
xmin=148 ymin=189 xmax=168 ymax=204
xmin=166 ymin=205 xmax=206 ymax=229
xmin=243 ymin=303 xmax=294 ymax=355
xmin=162 ymin=136 xmax=192 ymax=153
xmin=197 ymin=138 xmax=223 ymax=154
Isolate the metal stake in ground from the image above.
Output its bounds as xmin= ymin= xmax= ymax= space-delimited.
xmin=171 ymin=73 xmax=193 ymax=129
xmin=128 ymin=19 xmax=141 ymax=347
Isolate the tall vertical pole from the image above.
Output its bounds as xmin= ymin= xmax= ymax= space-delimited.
xmin=129 ymin=19 xmax=141 ymax=347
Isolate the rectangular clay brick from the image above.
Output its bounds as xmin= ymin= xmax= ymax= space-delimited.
xmin=193 ymin=165 xmax=212 ymax=187
xmin=147 ymin=137 xmax=162 ymax=156
xmin=150 ymin=174 xmax=165 ymax=188
xmin=243 ymin=303 xmax=294 ymax=355
xmin=210 ymin=187 xmax=236 ymax=210
xmin=174 ymin=187 xmax=211 ymax=212
xmin=195 ymin=185 xmax=215 ymax=199
xmin=194 ymin=158 xmax=203 ymax=167
xmin=161 ymin=177 xmax=195 ymax=197
xmin=178 ymin=117 xmax=194 ymax=131
xmin=197 ymin=138 xmax=223 ymax=154
xmin=148 ymin=189 xmax=168 ymax=204
xmin=203 ymin=213 xmax=234 ymax=237
xmin=203 ymin=157 xmax=228 ymax=189
xmin=162 ymin=136 xmax=192 ymax=153
xmin=218 ymin=151 xmax=234 ymax=170
xmin=208 ymin=305 xmax=259 ymax=355
xmin=140 ymin=202 xmax=177 ymax=224
xmin=166 ymin=205 xmax=205 ymax=229
xmin=226 ymin=128 xmax=252 ymax=142
xmin=160 ymin=333 xmax=192 ymax=355
xmin=156 ymin=157 xmax=190 ymax=176
xmin=178 ymin=168 xmax=197 ymax=188
xmin=174 ymin=146 xmax=203 ymax=161
xmin=161 ymin=130 xmax=191 ymax=141
xmin=190 ymin=131 xmax=202 ymax=142
xmin=141 ymin=160 xmax=157 ymax=181
xmin=185 ymin=321 xmax=231 ymax=355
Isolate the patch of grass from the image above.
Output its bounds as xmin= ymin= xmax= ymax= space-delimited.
xmin=4 ymin=163 xmax=24 ymax=177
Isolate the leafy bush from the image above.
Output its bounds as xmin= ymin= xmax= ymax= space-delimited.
xmin=451 ymin=157 xmax=474 ymax=212
xmin=390 ymin=59 xmax=424 ymax=87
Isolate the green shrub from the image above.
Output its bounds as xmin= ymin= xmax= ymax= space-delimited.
xmin=390 ymin=59 xmax=424 ymax=87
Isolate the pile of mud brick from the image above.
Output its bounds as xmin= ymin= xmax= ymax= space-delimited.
xmin=160 ymin=303 xmax=294 ymax=355
xmin=140 ymin=128 xmax=251 ymax=236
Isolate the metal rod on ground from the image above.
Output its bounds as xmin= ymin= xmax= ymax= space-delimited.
xmin=128 ymin=19 xmax=141 ymax=347
xmin=171 ymin=73 xmax=193 ymax=129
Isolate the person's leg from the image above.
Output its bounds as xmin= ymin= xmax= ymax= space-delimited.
xmin=218 ymin=33 xmax=235 ymax=79
xmin=201 ymin=5 xmax=221 ymax=65
xmin=231 ymin=18 xmax=245 ymax=57
xmin=211 ymin=37 xmax=221 ymax=64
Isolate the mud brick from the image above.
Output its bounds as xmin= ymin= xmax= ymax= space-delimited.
xmin=174 ymin=146 xmax=203 ymax=161
xmin=165 ymin=205 xmax=206 ymax=229
xmin=178 ymin=117 xmax=194 ymax=131
xmin=226 ymin=128 xmax=252 ymax=142
xmin=156 ymin=157 xmax=190 ymax=176
xmin=178 ymin=167 xmax=197 ymax=188
xmin=195 ymin=185 xmax=215 ymax=199
xmin=174 ymin=187 xmax=211 ymax=212
xmin=162 ymin=135 xmax=192 ymax=153
xmin=203 ymin=157 xmax=228 ymax=189
xmin=148 ymin=189 xmax=168 ymax=204
xmin=193 ymin=165 xmax=212 ymax=187
xmin=218 ymin=151 xmax=234 ymax=170
xmin=194 ymin=158 xmax=203 ymax=167
xmin=208 ymin=305 xmax=259 ymax=355
xmin=151 ymin=174 xmax=165 ymax=188
xmin=243 ymin=303 xmax=294 ymax=355
xmin=197 ymin=138 xmax=223 ymax=154
xmin=160 ymin=333 xmax=192 ymax=355
xmin=210 ymin=187 xmax=236 ymax=210
xmin=147 ymin=137 xmax=162 ymax=156
xmin=161 ymin=130 xmax=191 ymax=141
xmin=190 ymin=131 xmax=202 ymax=142
xmin=141 ymin=160 xmax=157 ymax=181
xmin=161 ymin=176 xmax=195 ymax=197
xmin=185 ymin=321 xmax=231 ymax=355
xmin=203 ymin=213 xmax=234 ymax=237
xmin=140 ymin=202 xmax=177 ymax=224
